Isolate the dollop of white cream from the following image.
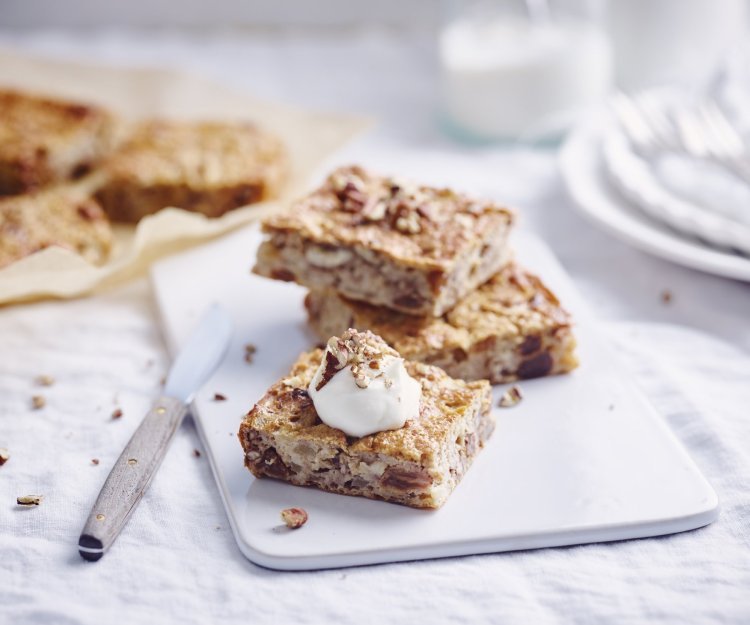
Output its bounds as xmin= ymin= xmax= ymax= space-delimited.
xmin=308 ymin=353 xmax=422 ymax=438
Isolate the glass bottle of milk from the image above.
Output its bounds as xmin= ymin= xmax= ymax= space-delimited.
xmin=439 ymin=0 xmax=613 ymax=143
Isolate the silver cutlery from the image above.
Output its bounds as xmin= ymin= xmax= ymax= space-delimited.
xmin=78 ymin=303 xmax=232 ymax=561
xmin=612 ymin=91 xmax=750 ymax=186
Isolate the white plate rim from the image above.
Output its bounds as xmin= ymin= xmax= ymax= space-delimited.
xmin=559 ymin=114 xmax=750 ymax=282
xmin=601 ymin=121 xmax=750 ymax=255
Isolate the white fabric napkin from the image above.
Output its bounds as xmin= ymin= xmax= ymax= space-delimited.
xmin=1 ymin=279 xmax=749 ymax=625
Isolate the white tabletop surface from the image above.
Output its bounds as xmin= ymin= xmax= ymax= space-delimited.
xmin=1 ymin=28 xmax=749 ymax=625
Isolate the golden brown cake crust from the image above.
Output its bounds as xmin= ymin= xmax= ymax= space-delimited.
xmin=95 ymin=120 xmax=287 ymax=222
xmin=260 ymin=165 xmax=514 ymax=271
xmin=0 ymin=89 xmax=115 ymax=196
xmin=0 ymin=185 xmax=112 ymax=269
xmin=239 ymin=347 xmax=494 ymax=508
xmin=305 ymin=263 xmax=579 ymax=383
xmin=254 ymin=166 xmax=514 ymax=316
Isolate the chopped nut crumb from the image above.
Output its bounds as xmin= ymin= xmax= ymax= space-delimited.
xmin=244 ymin=343 xmax=257 ymax=364
xmin=31 ymin=395 xmax=46 ymax=410
xmin=280 ymin=507 xmax=308 ymax=529
xmin=394 ymin=212 xmax=421 ymax=234
xmin=193 ymin=449 xmax=201 ymax=458
xmin=317 ymin=329 xmax=398 ymax=391
xmin=498 ymin=385 xmax=523 ymax=408
xmin=111 ymin=408 xmax=123 ymax=420
xmin=0 ymin=448 xmax=9 ymax=466
xmin=17 ymin=495 xmax=43 ymax=506
xmin=661 ymin=289 xmax=673 ymax=304
xmin=91 ymin=458 xmax=100 ymax=466
xmin=213 ymin=393 xmax=227 ymax=401
xmin=35 ymin=375 xmax=55 ymax=387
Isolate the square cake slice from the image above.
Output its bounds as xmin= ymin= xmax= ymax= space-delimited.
xmin=253 ymin=165 xmax=514 ymax=317
xmin=0 ymin=185 xmax=112 ymax=269
xmin=305 ymin=263 xmax=578 ymax=383
xmin=95 ymin=120 xmax=287 ymax=222
xmin=238 ymin=346 xmax=494 ymax=509
xmin=0 ymin=89 xmax=115 ymax=196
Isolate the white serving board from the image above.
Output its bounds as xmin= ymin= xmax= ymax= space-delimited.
xmin=151 ymin=225 xmax=718 ymax=570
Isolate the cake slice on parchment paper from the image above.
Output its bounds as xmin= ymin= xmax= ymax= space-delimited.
xmin=0 ymin=185 xmax=112 ymax=270
xmin=95 ymin=119 xmax=287 ymax=222
xmin=0 ymin=89 xmax=116 ymax=196
xmin=239 ymin=330 xmax=494 ymax=509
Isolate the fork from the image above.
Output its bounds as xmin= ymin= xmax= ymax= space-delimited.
xmin=612 ymin=92 xmax=750 ymax=186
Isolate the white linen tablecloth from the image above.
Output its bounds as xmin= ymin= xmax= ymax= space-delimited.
xmin=1 ymin=29 xmax=749 ymax=624
xmin=2 ymin=284 xmax=749 ymax=624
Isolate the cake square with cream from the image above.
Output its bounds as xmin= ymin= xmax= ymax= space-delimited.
xmin=238 ymin=329 xmax=494 ymax=509
xmin=252 ymin=165 xmax=515 ymax=317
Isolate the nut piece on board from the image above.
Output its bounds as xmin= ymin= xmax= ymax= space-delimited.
xmin=280 ymin=507 xmax=308 ymax=529
xmin=17 ymin=495 xmax=43 ymax=506
xmin=31 ymin=395 xmax=46 ymax=410
xmin=498 ymin=385 xmax=523 ymax=408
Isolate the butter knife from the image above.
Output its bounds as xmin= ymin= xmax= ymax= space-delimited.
xmin=78 ymin=303 xmax=232 ymax=561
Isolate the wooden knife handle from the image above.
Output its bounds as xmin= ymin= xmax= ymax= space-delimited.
xmin=78 ymin=396 xmax=187 ymax=561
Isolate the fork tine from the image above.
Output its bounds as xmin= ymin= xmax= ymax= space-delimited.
xmin=700 ymin=102 xmax=745 ymax=155
xmin=674 ymin=107 xmax=711 ymax=157
xmin=638 ymin=97 xmax=675 ymax=142
xmin=612 ymin=92 xmax=658 ymax=150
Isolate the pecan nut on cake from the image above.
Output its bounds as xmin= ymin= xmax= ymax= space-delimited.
xmin=95 ymin=120 xmax=287 ymax=222
xmin=253 ymin=166 xmax=515 ymax=317
xmin=305 ymin=263 xmax=578 ymax=383
xmin=0 ymin=89 xmax=116 ymax=196
xmin=238 ymin=329 xmax=494 ymax=509
xmin=0 ymin=185 xmax=112 ymax=269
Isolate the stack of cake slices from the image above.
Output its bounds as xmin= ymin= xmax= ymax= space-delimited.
xmin=241 ymin=166 xmax=578 ymax=508
xmin=253 ymin=165 xmax=578 ymax=385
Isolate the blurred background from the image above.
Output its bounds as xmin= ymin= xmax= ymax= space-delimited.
xmin=2 ymin=0 xmax=748 ymax=146
xmin=2 ymin=0 xmax=750 ymax=319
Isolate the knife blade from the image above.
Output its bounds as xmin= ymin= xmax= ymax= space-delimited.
xmin=78 ymin=303 xmax=232 ymax=561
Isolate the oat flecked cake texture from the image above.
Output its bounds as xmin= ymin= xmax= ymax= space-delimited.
xmin=238 ymin=349 xmax=494 ymax=509
xmin=0 ymin=185 xmax=113 ymax=269
xmin=305 ymin=262 xmax=578 ymax=383
xmin=95 ymin=120 xmax=288 ymax=222
xmin=0 ymin=89 xmax=116 ymax=196
xmin=253 ymin=165 xmax=515 ymax=317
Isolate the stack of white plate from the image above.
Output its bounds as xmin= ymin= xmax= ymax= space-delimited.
xmin=560 ymin=82 xmax=750 ymax=282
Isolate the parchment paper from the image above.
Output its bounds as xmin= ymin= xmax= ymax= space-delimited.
xmin=0 ymin=49 xmax=370 ymax=304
